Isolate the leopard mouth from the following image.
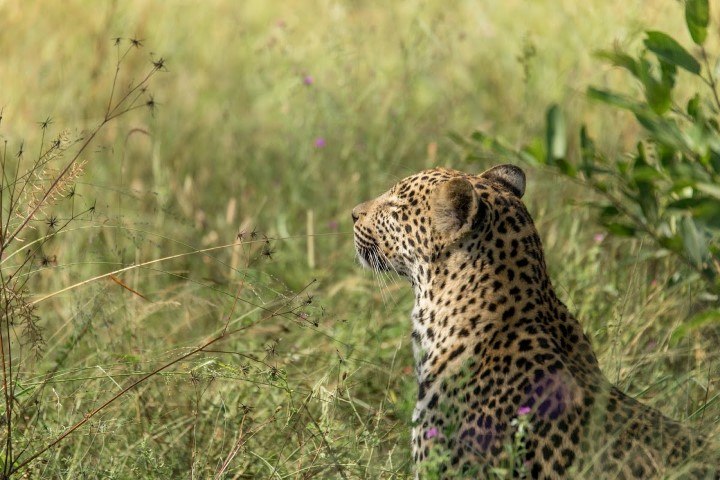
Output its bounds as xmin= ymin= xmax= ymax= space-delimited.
xmin=354 ymin=239 xmax=391 ymax=272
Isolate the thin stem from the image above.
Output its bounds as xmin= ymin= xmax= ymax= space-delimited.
xmin=104 ymin=43 xmax=135 ymax=120
xmin=37 ymin=124 xmax=46 ymax=167
xmin=7 ymin=205 xmax=95 ymax=283
xmin=0 ymin=140 xmax=5 ymax=248
xmin=2 ymin=57 xmax=160 ymax=253
xmin=3 ymin=135 xmax=80 ymax=200
xmin=105 ymin=65 xmax=159 ymax=121
xmin=701 ymin=47 xmax=720 ymax=112
xmin=8 ymin=272 xmax=310 ymax=476
xmin=4 ymin=137 xmax=66 ymax=241
xmin=1 ymin=149 xmax=23 ymax=255
xmin=1 ymin=127 xmax=101 ymax=252
xmin=3 ymin=285 xmax=10 ymax=479
xmin=105 ymin=44 xmax=123 ymax=118
xmin=29 ymin=240 xmax=241 ymax=307
xmin=301 ymin=402 xmax=349 ymax=480
xmin=105 ymin=102 xmax=151 ymax=122
xmin=0 ymin=270 xmax=12 ymax=477
xmin=10 ymin=327 xmax=237 ymax=474
xmin=0 ymin=40 xmax=166 ymax=477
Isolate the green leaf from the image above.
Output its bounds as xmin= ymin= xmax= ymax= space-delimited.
xmin=447 ymin=131 xmax=471 ymax=148
xmin=687 ymin=93 xmax=701 ymax=120
xmin=595 ymin=49 xmax=638 ymax=76
xmin=522 ymin=137 xmax=546 ymax=165
xmin=685 ymin=0 xmax=709 ymax=46
xmin=694 ymin=201 xmax=720 ymax=228
xmin=659 ymin=233 xmax=684 ymax=252
xmin=555 ymin=158 xmax=577 ymax=177
xmin=636 ymin=56 xmax=674 ymax=114
xmin=599 ymin=204 xmax=621 ymax=223
xmin=670 ymin=309 xmax=720 ymax=345
xmin=633 ymin=145 xmax=657 ymax=184
xmin=605 ymin=222 xmax=637 ymax=237
xmin=668 ymin=197 xmax=704 ymax=211
xmin=631 ymin=156 xmax=659 ymax=222
xmin=641 ymin=75 xmax=672 ymax=114
xmin=631 ymin=165 xmax=662 ymax=182
xmin=579 ymin=125 xmax=596 ymax=178
xmin=696 ymin=182 xmax=720 ymax=200
xmin=633 ymin=112 xmax=687 ymax=149
xmin=711 ymin=150 xmax=720 ymax=174
xmin=470 ymin=130 xmax=526 ymax=164
xmin=659 ymin=59 xmax=678 ymax=89
xmin=545 ymin=104 xmax=567 ymax=163
xmin=587 ymin=87 xmax=642 ymax=112
xmin=681 ymin=216 xmax=707 ymax=266
xmin=637 ymin=188 xmax=658 ymax=222
xmin=644 ymin=31 xmax=701 ymax=74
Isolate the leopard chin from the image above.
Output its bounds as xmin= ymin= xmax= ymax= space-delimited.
xmin=354 ymin=241 xmax=391 ymax=272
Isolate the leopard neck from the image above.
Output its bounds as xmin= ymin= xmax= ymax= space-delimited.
xmin=409 ymin=229 xmax=565 ymax=380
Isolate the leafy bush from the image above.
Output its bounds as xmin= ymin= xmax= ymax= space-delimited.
xmin=463 ymin=0 xmax=719 ymax=335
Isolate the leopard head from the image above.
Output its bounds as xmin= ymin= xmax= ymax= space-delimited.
xmin=352 ymin=164 xmax=527 ymax=283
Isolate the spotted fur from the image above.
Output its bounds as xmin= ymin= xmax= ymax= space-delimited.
xmin=352 ymin=165 xmax=717 ymax=479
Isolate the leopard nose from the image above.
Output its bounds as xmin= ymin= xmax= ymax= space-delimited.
xmin=352 ymin=202 xmax=370 ymax=224
xmin=351 ymin=206 xmax=361 ymax=224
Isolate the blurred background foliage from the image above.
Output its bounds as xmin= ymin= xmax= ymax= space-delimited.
xmin=462 ymin=0 xmax=720 ymax=344
xmin=0 ymin=0 xmax=717 ymax=478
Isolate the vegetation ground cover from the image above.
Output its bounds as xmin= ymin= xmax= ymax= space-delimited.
xmin=0 ymin=1 xmax=717 ymax=478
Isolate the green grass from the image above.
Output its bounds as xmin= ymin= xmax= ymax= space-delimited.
xmin=0 ymin=1 xmax=718 ymax=478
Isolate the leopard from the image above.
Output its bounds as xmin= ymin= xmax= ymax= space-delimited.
xmin=352 ymin=164 xmax=717 ymax=479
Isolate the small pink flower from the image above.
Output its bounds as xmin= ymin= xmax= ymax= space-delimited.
xmin=303 ymin=75 xmax=314 ymax=86
xmin=425 ymin=427 xmax=439 ymax=439
xmin=517 ymin=406 xmax=531 ymax=416
xmin=314 ymin=137 xmax=326 ymax=148
xmin=593 ymin=233 xmax=606 ymax=243
xmin=327 ymin=220 xmax=339 ymax=231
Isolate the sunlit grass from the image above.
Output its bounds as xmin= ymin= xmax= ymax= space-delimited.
xmin=0 ymin=1 xmax=717 ymax=478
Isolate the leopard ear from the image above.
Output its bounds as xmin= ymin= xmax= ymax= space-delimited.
xmin=479 ymin=164 xmax=525 ymax=198
xmin=430 ymin=177 xmax=479 ymax=239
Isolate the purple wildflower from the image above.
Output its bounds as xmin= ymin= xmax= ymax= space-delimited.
xmin=593 ymin=233 xmax=606 ymax=243
xmin=303 ymin=75 xmax=314 ymax=86
xmin=314 ymin=137 xmax=326 ymax=148
xmin=517 ymin=406 xmax=531 ymax=416
xmin=425 ymin=427 xmax=439 ymax=439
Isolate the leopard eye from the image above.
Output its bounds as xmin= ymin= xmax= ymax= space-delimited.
xmin=381 ymin=200 xmax=402 ymax=211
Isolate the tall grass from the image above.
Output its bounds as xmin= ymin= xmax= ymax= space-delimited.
xmin=0 ymin=1 xmax=717 ymax=478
